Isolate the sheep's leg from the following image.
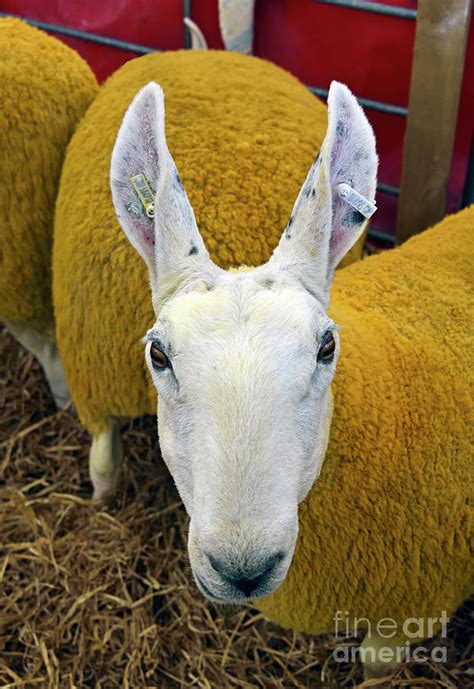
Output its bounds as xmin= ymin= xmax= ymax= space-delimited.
xmin=89 ymin=423 xmax=123 ymax=501
xmin=360 ymin=631 xmax=406 ymax=679
xmin=5 ymin=321 xmax=69 ymax=408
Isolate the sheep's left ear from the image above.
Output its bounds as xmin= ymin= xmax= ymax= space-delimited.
xmin=268 ymin=81 xmax=378 ymax=306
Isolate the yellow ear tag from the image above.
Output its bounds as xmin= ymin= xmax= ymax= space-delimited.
xmin=130 ymin=173 xmax=155 ymax=219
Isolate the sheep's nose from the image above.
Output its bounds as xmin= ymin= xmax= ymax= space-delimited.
xmin=229 ymin=573 xmax=266 ymax=597
xmin=207 ymin=551 xmax=284 ymax=596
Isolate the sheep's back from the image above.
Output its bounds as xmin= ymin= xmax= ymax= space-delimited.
xmin=0 ymin=18 xmax=98 ymax=338
xmin=53 ymin=50 xmax=332 ymax=432
xmin=257 ymin=206 xmax=474 ymax=636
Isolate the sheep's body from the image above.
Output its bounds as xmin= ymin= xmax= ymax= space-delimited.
xmin=0 ymin=18 xmax=98 ymax=339
xmin=54 ymin=50 xmax=363 ymax=435
xmin=256 ymin=206 xmax=473 ymax=640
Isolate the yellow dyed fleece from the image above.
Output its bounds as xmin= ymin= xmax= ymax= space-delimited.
xmin=257 ymin=206 xmax=474 ymax=640
xmin=0 ymin=18 xmax=98 ymax=339
xmin=54 ymin=50 xmax=358 ymax=433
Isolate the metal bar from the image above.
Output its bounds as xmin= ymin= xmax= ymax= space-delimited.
xmin=308 ymin=85 xmax=407 ymax=117
xmin=316 ymin=0 xmax=417 ymax=19
xmin=367 ymin=228 xmax=396 ymax=244
xmin=396 ymin=0 xmax=472 ymax=243
xmin=0 ymin=12 xmax=158 ymax=54
xmin=308 ymin=86 xmax=330 ymax=100
xmin=377 ymin=183 xmax=400 ymax=196
xmin=183 ymin=0 xmax=192 ymax=48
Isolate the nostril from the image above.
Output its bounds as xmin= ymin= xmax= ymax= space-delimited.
xmin=231 ymin=575 xmax=262 ymax=597
xmin=207 ymin=553 xmax=226 ymax=577
xmin=206 ymin=551 xmax=285 ymax=596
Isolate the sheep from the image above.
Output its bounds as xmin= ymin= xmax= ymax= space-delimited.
xmin=0 ymin=18 xmax=98 ymax=405
xmin=110 ymin=78 xmax=473 ymax=678
xmin=52 ymin=49 xmax=366 ymax=497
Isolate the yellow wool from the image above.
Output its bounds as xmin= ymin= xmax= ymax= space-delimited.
xmin=0 ymin=19 xmax=98 ymax=339
xmin=54 ymin=50 xmax=362 ymax=433
xmin=257 ymin=206 xmax=474 ymax=639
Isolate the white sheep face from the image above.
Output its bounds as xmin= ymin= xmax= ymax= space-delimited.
xmin=111 ymin=79 xmax=377 ymax=602
xmin=144 ymin=268 xmax=338 ymax=600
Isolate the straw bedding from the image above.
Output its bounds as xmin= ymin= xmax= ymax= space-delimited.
xmin=1 ymin=324 xmax=472 ymax=688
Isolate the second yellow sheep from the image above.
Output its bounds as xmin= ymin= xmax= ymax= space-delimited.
xmin=0 ymin=18 xmax=98 ymax=405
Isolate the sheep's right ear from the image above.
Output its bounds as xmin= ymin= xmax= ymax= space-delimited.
xmin=110 ymin=82 xmax=211 ymax=294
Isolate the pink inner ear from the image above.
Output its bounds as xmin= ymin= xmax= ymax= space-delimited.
xmin=328 ymin=223 xmax=347 ymax=267
xmin=139 ymin=97 xmax=161 ymax=172
xmin=135 ymin=217 xmax=155 ymax=248
xmin=326 ymin=103 xmax=365 ymax=263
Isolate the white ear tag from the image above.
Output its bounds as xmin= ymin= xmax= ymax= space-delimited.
xmin=336 ymin=183 xmax=377 ymax=219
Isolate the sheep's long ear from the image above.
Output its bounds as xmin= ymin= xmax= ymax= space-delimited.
xmin=110 ymin=82 xmax=212 ymax=297
xmin=268 ymin=81 xmax=378 ymax=306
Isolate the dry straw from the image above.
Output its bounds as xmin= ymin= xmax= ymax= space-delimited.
xmin=0 ymin=325 xmax=472 ymax=688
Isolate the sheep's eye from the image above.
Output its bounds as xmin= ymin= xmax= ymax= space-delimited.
xmin=318 ymin=331 xmax=336 ymax=363
xmin=150 ymin=342 xmax=169 ymax=370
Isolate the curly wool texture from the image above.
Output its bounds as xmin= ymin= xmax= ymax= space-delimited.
xmin=257 ymin=206 xmax=474 ymax=639
xmin=54 ymin=50 xmax=364 ymax=433
xmin=0 ymin=19 xmax=98 ymax=339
